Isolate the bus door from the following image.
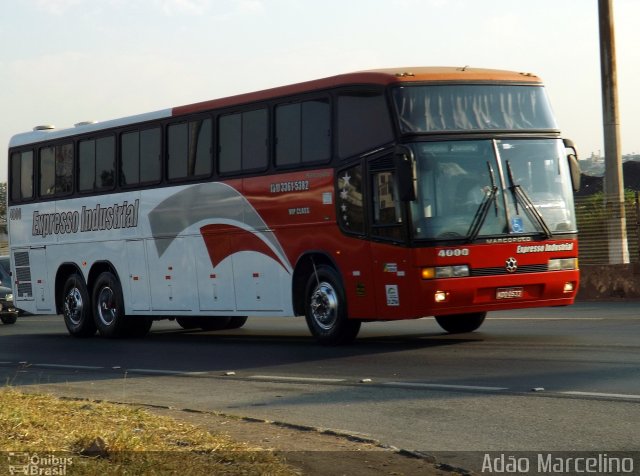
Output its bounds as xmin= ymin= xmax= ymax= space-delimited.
xmin=367 ymin=157 xmax=412 ymax=318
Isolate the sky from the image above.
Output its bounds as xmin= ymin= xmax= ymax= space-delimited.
xmin=1 ymin=0 xmax=639 ymax=183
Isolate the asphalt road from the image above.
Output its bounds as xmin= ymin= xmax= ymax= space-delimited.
xmin=1 ymin=301 xmax=639 ymax=471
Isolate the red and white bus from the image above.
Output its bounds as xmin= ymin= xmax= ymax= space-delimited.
xmin=7 ymin=67 xmax=580 ymax=344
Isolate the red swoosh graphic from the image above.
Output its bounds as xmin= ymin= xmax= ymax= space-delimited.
xmin=200 ymin=224 xmax=289 ymax=272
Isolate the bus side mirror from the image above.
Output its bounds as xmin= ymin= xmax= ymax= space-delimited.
xmin=394 ymin=145 xmax=416 ymax=202
xmin=563 ymin=139 xmax=581 ymax=193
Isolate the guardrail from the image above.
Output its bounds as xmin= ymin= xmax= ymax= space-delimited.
xmin=575 ymin=191 xmax=640 ymax=264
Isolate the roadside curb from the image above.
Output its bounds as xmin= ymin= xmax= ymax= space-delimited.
xmin=142 ymin=401 xmax=476 ymax=474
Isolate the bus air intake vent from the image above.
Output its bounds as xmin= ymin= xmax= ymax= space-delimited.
xmin=369 ymin=156 xmax=395 ymax=171
xmin=471 ymin=264 xmax=548 ymax=277
xmin=13 ymin=251 xmax=33 ymax=299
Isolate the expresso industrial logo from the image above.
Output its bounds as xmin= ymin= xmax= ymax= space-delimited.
xmin=30 ymin=200 xmax=139 ymax=237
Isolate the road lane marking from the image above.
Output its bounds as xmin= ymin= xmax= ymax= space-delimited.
xmin=127 ymin=369 xmax=208 ymax=376
xmin=250 ymin=375 xmax=346 ymax=383
xmin=384 ymin=382 xmax=508 ymax=391
xmin=487 ymin=317 xmax=604 ymax=320
xmin=34 ymin=364 xmax=104 ymax=370
xmin=561 ymin=391 xmax=640 ymax=400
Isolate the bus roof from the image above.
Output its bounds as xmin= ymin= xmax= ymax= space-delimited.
xmin=9 ymin=66 xmax=542 ymax=149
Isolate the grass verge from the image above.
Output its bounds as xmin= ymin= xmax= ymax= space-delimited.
xmin=0 ymin=388 xmax=297 ymax=475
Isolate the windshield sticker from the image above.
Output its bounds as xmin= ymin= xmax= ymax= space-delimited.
xmin=511 ymin=217 xmax=524 ymax=233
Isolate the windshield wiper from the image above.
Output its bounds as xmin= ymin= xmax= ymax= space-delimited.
xmin=505 ymin=160 xmax=552 ymax=238
xmin=466 ymin=162 xmax=499 ymax=242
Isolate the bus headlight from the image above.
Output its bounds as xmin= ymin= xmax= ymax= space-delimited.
xmin=422 ymin=265 xmax=470 ymax=279
xmin=548 ymin=258 xmax=578 ymax=271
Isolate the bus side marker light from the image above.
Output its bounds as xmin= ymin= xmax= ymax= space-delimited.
xmin=434 ymin=291 xmax=448 ymax=303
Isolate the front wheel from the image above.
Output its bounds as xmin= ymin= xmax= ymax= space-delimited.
xmin=304 ymin=265 xmax=360 ymax=345
xmin=435 ymin=312 xmax=487 ymax=333
xmin=1 ymin=315 xmax=17 ymax=325
xmin=62 ymin=273 xmax=96 ymax=337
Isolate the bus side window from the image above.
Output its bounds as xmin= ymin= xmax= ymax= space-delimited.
xmin=39 ymin=143 xmax=73 ymax=197
xmin=275 ymin=99 xmax=330 ymax=167
xmin=337 ymin=91 xmax=393 ymax=159
xmin=370 ymin=166 xmax=403 ymax=241
xmin=167 ymin=118 xmax=212 ymax=180
xmin=218 ymin=113 xmax=242 ymax=174
xmin=79 ymin=136 xmax=115 ymax=192
xmin=10 ymin=150 xmax=34 ymax=202
xmin=218 ymin=109 xmax=268 ymax=174
xmin=372 ymin=171 xmax=400 ymax=225
xmin=121 ymin=127 xmax=161 ymax=186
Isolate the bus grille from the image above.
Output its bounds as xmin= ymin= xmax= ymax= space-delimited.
xmin=471 ymin=264 xmax=548 ymax=276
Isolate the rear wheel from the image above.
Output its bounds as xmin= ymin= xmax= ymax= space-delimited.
xmin=225 ymin=316 xmax=248 ymax=330
xmin=435 ymin=312 xmax=487 ymax=333
xmin=176 ymin=317 xmax=200 ymax=330
xmin=304 ymin=265 xmax=360 ymax=345
xmin=92 ymin=271 xmax=127 ymax=338
xmin=199 ymin=317 xmax=232 ymax=331
xmin=62 ymin=273 xmax=96 ymax=337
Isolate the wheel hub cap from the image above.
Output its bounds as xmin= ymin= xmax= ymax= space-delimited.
xmin=310 ymin=283 xmax=338 ymax=330
xmin=97 ymin=286 xmax=117 ymax=326
xmin=64 ymin=288 xmax=83 ymax=325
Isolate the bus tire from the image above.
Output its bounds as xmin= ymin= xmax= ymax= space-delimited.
xmin=176 ymin=317 xmax=200 ymax=330
xmin=92 ymin=271 xmax=127 ymax=338
xmin=304 ymin=265 xmax=360 ymax=345
xmin=1 ymin=315 xmax=17 ymax=325
xmin=199 ymin=317 xmax=232 ymax=331
xmin=124 ymin=317 xmax=153 ymax=338
xmin=435 ymin=312 xmax=486 ymax=333
xmin=62 ymin=273 xmax=96 ymax=337
xmin=225 ymin=316 xmax=248 ymax=330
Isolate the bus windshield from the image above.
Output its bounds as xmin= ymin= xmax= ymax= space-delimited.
xmin=408 ymin=139 xmax=577 ymax=241
xmin=392 ymin=84 xmax=558 ymax=133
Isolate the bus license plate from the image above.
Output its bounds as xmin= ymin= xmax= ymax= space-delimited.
xmin=496 ymin=287 xmax=523 ymax=299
